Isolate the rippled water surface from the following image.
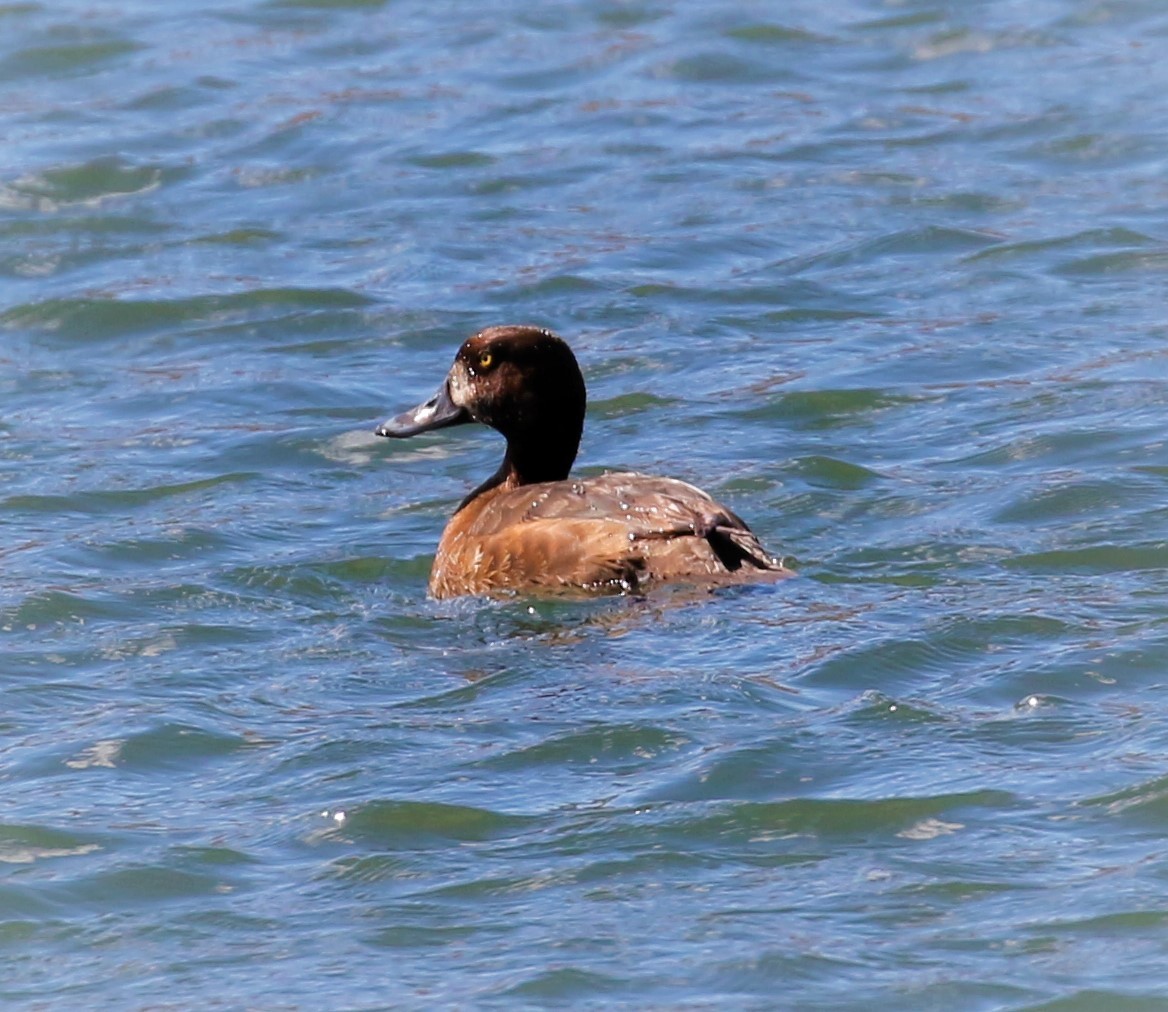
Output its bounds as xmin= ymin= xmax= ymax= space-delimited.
xmin=5 ymin=0 xmax=1168 ymax=1007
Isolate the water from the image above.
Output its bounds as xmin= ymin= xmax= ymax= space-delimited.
xmin=4 ymin=0 xmax=1168 ymax=1006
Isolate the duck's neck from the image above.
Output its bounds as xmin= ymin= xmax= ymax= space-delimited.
xmin=456 ymin=425 xmax=580 ymax=512
xmin=503 ymin=430 xmax=578 ymax=485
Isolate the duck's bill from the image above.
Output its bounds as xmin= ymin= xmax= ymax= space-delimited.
xmin=375 ymin=382 xmax=470 ymax=438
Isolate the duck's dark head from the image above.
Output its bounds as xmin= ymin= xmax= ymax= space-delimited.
xmin=376 ymin=325 xmax=587 ymax=487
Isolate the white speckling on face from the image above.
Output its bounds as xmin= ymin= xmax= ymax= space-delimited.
xmin=448 ymin=363 xmax=473 ymax=407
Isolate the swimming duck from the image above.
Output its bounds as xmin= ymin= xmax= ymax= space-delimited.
xmin=376 ymin=325 xmax=792 ymax=598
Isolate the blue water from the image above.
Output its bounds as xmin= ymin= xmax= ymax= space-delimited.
xmin=5 ymin=0 xmax=1168 ymax=1007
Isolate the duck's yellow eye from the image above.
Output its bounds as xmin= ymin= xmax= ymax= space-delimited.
xmin=477 ymin=352 xmax=494 ymax=371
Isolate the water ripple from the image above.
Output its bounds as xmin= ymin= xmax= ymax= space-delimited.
xmin=5 ymin=0 xmax=1168 ymax=1006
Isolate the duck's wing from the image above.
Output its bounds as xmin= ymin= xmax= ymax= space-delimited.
xmin=525 ymin=473 xmax=785 ymax=573
xmin=431 ymin=473 xmax=788 ymax=598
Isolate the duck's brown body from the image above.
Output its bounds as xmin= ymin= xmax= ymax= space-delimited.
xmin=430 ymin=471 xmax=785 ymax=598
xmin=377 ymin=326 xmax=791 ymax=599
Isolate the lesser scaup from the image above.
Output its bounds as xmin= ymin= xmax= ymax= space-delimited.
xmin=376 ymin=325 xmax=792 ymax=598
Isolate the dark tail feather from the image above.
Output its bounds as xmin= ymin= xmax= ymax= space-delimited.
xmin=707 ymin=524 xmax=784 ymax=572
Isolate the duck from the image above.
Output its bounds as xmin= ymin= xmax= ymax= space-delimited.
xmin=376 ymin=325 xmax=792 ymax=599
